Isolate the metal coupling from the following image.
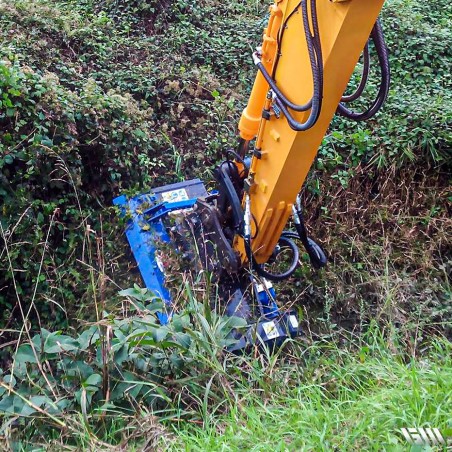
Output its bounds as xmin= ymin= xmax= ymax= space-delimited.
xmin=295 ymin=194 xmax=302 ymax=212
xmin=292 ymin=205 xmax=301 ymax=225
xmin=244 ymin=193 xmax=252 ymax=238
xmin=252 ymin=48 xmax=262 ymax=65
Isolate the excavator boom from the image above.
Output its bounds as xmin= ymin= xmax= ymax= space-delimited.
xmin=236 ymin=0 xmax=387 ymax=263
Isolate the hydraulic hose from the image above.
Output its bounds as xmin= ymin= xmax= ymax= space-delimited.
xmin=256 ymin=61 xmax=312 ymax=113
xmin=341 ymin=44 xmax=370 ymax=103
xmin=245 ymin=234 xmax=300 ymax=282
xmin=282 ymin=230 xmax=327 ymax=270
xmin=337 ymin=20 xmax=390 ymax=121
xmin=255 ymin=0 xmax=323 ymax=131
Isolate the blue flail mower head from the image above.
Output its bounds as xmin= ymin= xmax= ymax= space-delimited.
xmin=114 ymin=179 xmax=302 ymax=351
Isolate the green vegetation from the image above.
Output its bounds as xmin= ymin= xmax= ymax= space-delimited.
xmin=0 ymin=0 xmax=451 ymax=449
xmin=170 ymin=336 xmax=452 ymax=451
xmin=2 ymin=322 xmax=452 ymax=449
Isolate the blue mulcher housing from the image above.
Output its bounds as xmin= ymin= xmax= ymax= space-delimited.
xmin=114 ymin=179 xmax=302 ymax=352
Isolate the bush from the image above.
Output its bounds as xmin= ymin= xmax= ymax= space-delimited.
xmin=0 ymin=285 xmax=246 ymax=440
xmin=0 ymin=61 xmax=164 ymax=326
xmin=316 ymin=0 xmax=452 ymax=179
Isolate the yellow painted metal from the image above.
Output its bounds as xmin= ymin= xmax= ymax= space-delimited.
xmin=237 ymin=0 xmax=386 ymax=263
xmin=238 ymin=2 xmax=284 ymax=140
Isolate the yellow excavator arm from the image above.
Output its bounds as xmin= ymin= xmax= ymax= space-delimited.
xmin=234 ymin=0 xmax=388 ymax=264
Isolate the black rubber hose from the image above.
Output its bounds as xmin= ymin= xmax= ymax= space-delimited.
xmin=257 ymin=62 xmax=312 ymax=113
xmin=337 ymin=20 xmax=390 ymax=121
xmin=245 ymin=235 xmax=299 ymax=281
xmin=267 ymin=1 xmax=313 ymax=112
xmin=225 ymin=149 xmax=247 ymax=167
xmin=255 ymin=0 xmax=322 ymax=125
xmin=282 ymin=230 xmax=327 ymax=269
xmin=236 ymin=138 xmax=249 ymax=159
xmin=341 ymin=43 xmax=370 ymax=103
xmin=274 ymin=0 xmax=322 ymax=130
xmin=310 ymin=0 xmax=323 ymax=113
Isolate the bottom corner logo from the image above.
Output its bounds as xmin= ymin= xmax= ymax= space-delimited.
xmin=401 ymin=427 xmax=446 ymax=446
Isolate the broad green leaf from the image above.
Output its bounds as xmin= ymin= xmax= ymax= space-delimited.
xmin=3 ymin=374 xmax=16 ymax=388
xmin=224 ymin=316 xmax=247 ymax=330
xmin=153 ymin=326 xmax=170 ymax=342
xmin=83 ymin=374 xmax=102 ymax=387
xmin=173 ymin=332 xmax=191 ymax=349
xmin=0 ymin=395 xmax=19 ymax=414
xmin=43 ymin=332 xmax=80 ymax=354
xmin=62 ymin=360 xmax=94 ymax=380
xmin=113 ymin=344 xmax=129 ymax=365
xmin=16 ymin=344 xmax=38 ymax=364
xmin=3 ymin=154 xmax=13 ymax=165
xmin=77 ymin=326 xmax=100 ymax=350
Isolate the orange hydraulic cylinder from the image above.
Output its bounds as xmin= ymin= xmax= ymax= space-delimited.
xmin=238 ymin=4 xmax=283 ymax=141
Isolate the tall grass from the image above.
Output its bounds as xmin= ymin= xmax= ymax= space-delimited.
xmin=2 ymin=318 xmax=450 ymax=450
xmin=168 ymin=333 xmax=452 ymax=451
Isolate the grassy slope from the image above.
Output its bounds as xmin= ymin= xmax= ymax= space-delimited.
xmin=0 ymin=0 xmax=451 ymax=449
xmin=0 ymin=0 xmax=450 ymax=333
xmin=169 ymin=339 xmax=452 ymax=450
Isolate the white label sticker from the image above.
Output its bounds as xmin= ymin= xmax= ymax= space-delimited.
xmin=155 ymin=255 xmax=165 ymax=274
xmin=262 ymin=321 xmax=280 ymax=340
xmin=161 ymin=188 xmax=189 ymax=203
xmin=289 ymin=315 xmax=299 ymax=329
xmin=263 ymin=279 xmax=273 ymax=290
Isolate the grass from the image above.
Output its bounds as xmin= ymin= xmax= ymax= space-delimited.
xmin=167 ymin=335 xmax=452 ymax=451
xmin=2 ymin=330 xmax=450 ymax=450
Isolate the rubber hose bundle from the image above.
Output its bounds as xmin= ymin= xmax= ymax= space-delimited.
xmin=337 ymin=19 xmax=390 ymax=121
xmin=255 ymin=0 xmax=323 ymax=131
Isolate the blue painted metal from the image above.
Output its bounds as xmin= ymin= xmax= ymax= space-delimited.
xmin=114 ymin=178 xmax=302 ymax=350
xmin=255 ymin=281 xmax=279 ymax=319
xmin=113 ymin=179 xmax=208 ymax=324
xmin=228 ymin=310 xmax=302 ymax=352
xmin=144 ymin=199 xmax=198 ymax=222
